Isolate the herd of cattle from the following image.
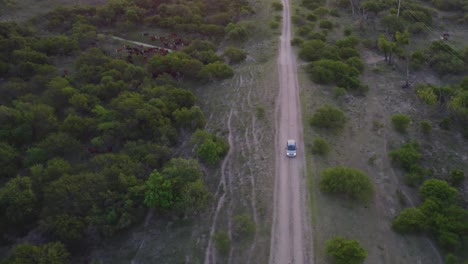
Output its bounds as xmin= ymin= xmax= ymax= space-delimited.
xmin=115 ymin=32 xmax=191 ymax=63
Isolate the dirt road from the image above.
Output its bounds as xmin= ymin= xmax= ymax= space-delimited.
xmin=269 ymin=0 xmax=313 ymax=263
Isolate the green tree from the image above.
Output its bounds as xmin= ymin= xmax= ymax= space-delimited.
xmin=378 ymin=34 xmax=396 ymax=64
xmin=4 ymin=242 xmax=69 ymax=264
xmin=312 ymin=137 xmax=330 ymax=155
xmin=191 ymin=129 xmax=229 ymax=166
xmin=144 ymin=170 xmax=174 ymax=210
xmin=389 ymin=142 xmax=421 ymax=171
xmin=0 ymin=176 xmax=37 ymax=224
xmin=199 ymin=61 xmax=234 ymax=81
xmin=271 ymin=1 xmax=283 ymax=11
xmin=213 ymin=231 xmax=231 ymax=255
xmin=232 ymin=214 xmax=255 ymax=240
xmin=310 ymin=105 xmax=346 ymax=130
xmin=392 ymin=207 xmax=426 ymax=232
xmin=325 ymin=236 xmax=367 ymax=264
xmin=419 ymin=179 xmax=458 ymax=205
xmin=391 ymin=113 xmax=411 ymax=133
xmin=0 ymin=142 xmax=18 ymax=178
xmin=320 ymin=166 xmax=374 ymax=202
xmin=448 ymin=169 xmax=464 ymax=186
xmin=222 ymin=46 xmax=247 ymax=64
xmin=419 ymin=120 xmax=432 ymax=135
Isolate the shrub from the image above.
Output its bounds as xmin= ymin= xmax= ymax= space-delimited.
xmin=307 ymin=59 xmax=361 ymax=89
xmin=419 ymin=120 xmax=432 ymax=135
xmin=222 ymin=46 xmax=247 ymax=64
xmin=320 ymin=166 xmax=374 ymax=202
xmin=332 ymin=87 xmax=346 ymax=98
xmin=291 ymin=37 xmax=304 ymax=46
xmin=448 ymin=169 xmax=464 ymax=186
xmin=389 ymin=142 xmax=421 ymax=171
xmin=392 ymin=207 xmax=426 ymax=232
xmin=306 ymin=14 xmax=317 ymax=21
xmin=191 ymin=129 xmax=229 ymax=166
xmin=391 ymin=114 xmax=411 ymax=133
xmin=325 ymin=236 xmax=367 ymax=264
xmin=404 ymin=164 xmax=430 ymax=187
xmin=213 ymin=231 xmax=231 ymax=255
xmin=439 ymin=117 xmax=451 ymax=130
xmin=271 ymin=1 xmax=283 ymax=11
xmin=309 ymin=104 xmax=346 ymax=130
xmin=270 ymin=20 xmax=280 ymax=29
xmin=312 ymin=137 xmax=330 ymax=155
xmin=319 ymin=20 xmax=333 ymax=29
xmin=232 ymin=214 xmax=255 ymax=240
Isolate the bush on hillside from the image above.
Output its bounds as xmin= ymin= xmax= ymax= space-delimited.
xmin=391 ymin=114 xmax=411 ymax=133
xmin=309 ymin=105 xmax=346 ymax=130
xmin=325 ymin=236 xmax=367 ymax=264
xmin=320 ymin=166 xmax=374 ymax=202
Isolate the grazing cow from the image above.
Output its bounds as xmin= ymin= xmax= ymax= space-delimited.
xmin=150 ymin=36 xmax=157 ymax=41
xmin=143 ymin=32 xmax=149 ymax=36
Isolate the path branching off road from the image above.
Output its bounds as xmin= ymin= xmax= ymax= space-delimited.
xmin=269 ymin=0 xmax=313 ymax=263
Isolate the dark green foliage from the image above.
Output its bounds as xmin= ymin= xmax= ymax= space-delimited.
xmin=144 ymin=158 xmax=210 ymax=213
xmin=3 ymin=242 xmax=69 ymax=264
xmin=225 ymin=21 xmax=252 ymax=42
xmin=222 ymin=46 xmax=247 ymax=64
xmin=420 ymin=120 xmax=432 ymax=135
xmin=310 ymin=104 xmax=346 ymax=130
xmin=319 ymin=20 xmax=333 ymax=29
xmin=0 ymin=142 xmax=19 ymax=178
xmin=144 ymin=170 xmax=173 ymax=210
xmin=391 ymin=113 xmax=411 ymax=133
xmin=392 ymin=207 xmax=427 ymax=232
xmin=393 ymin=179 xmax=468 ymax=251
xmin=270 ymin=20 xmax=280 ymax=29
xmin=307 ymin=59 xmax=361 ymax=90
xmin=448 ymin=169 xmax=464 ymax=186
xmin=320 ymin=166 xmax=374 ymax=202
xmin=335 ymin=35 xmax=359 ymax=48
xmin=424 ymin=41 xmax=465 ymax=76
xmin=389 ymin=142 xmax=421 ymax=171
xmin=0 ymin=0 xmax=240 ymax=256
xmin=419 ymin=179 xmax=458 ymax=204
xmin=213 ymin=231 xmax=231 ymax=255
xmin=299 ymin=39 xmax=326 ymax=61
xmin=232 ymin=214 xmax=255 ymax=240
xmin=271 ymin=1 xmax=283 ymax=11
xmin=439 ymin=117 xmax=451 ymax=130
xmin=199 ymin=61 xmax=234 ymax=81
xmin=312 ymin=137 xmax=331 ymax=155
xmin=380 ymin=15 xmax=405 ymax=35
xmin=192 ymin=129 xmax=229 ymax=166
xmin=0 ymin=176 xmax=37 ymax=225
xmin=325 ymin=236 xmax=367 ymax=264
xmin=291 ymin=37 xmax=304 ymax=46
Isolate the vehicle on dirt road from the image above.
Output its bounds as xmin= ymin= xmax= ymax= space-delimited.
xmin=286 ymin=140 xmax=297 ymax=157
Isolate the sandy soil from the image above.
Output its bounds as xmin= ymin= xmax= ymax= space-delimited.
xmin=269 ymin=0 xmax=313 ymax=263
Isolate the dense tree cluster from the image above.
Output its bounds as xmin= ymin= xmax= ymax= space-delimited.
xmin=0 ymin=0 xmax=253 ymax=258
xmin=300 ymin=36 xmax=367 ymax=93
xmin=392 ymin=179 xmax=468 ymax=251
xmin=414 ymin=78 xmax=468 ymax=137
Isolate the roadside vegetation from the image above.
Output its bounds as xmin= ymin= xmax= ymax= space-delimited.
xmin=0 ymin=0 xmax=255 ymax=261
xmin=295 ymin=0 xmax=467 ymax=261
xmin=325 ymin=236 xmax=367 ymax=264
